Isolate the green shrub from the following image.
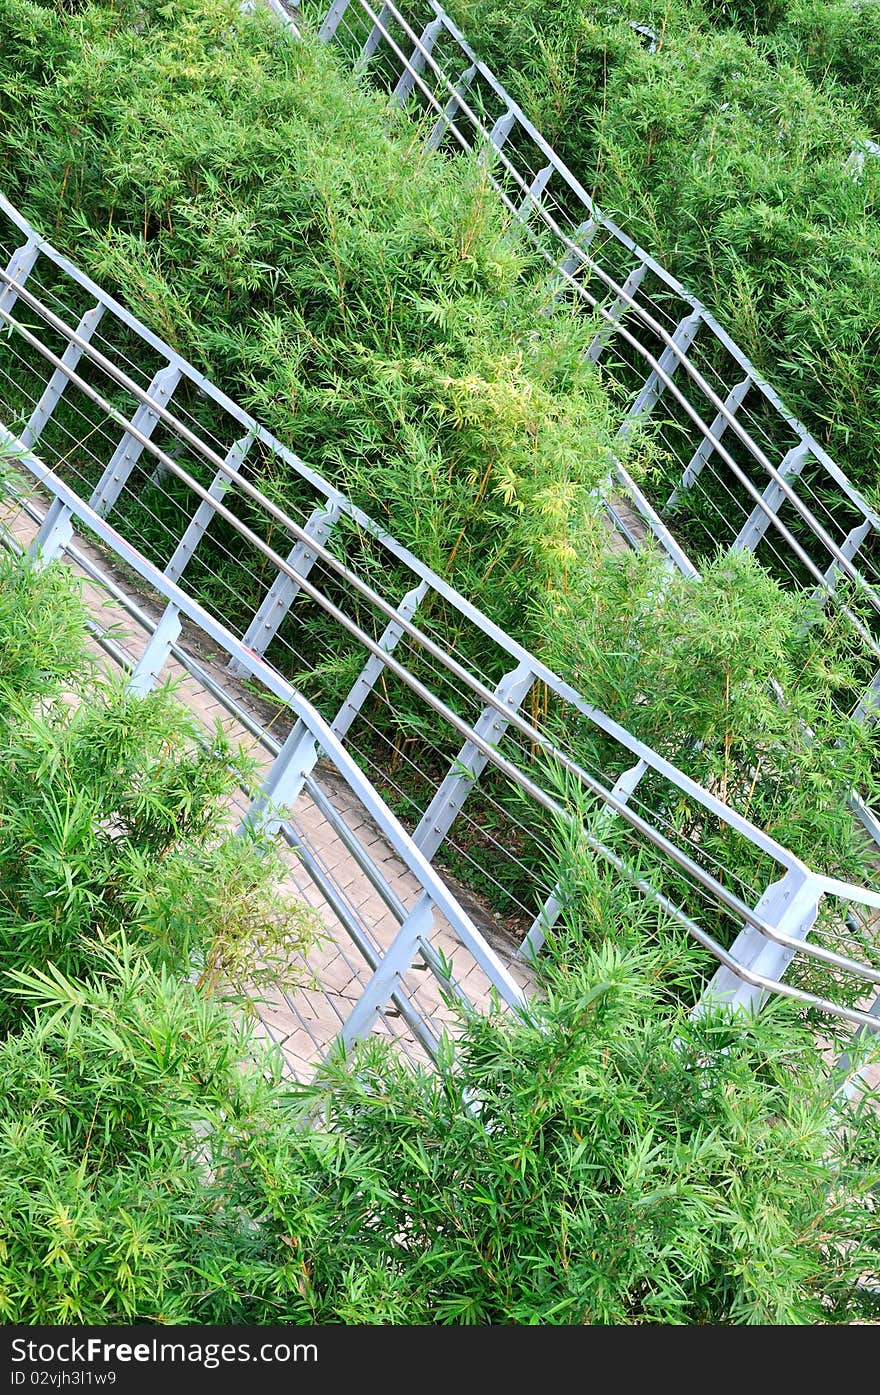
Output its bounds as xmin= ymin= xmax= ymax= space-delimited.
xmin=2 ymin=929 xmax=878 ymax=1323
xmin=449 ymin=0 xmax=880 ymax=505
xmin=540 ymin=545 xmax=879 ymax=884
xmin=0 ymin=545 xmax=319 ymax=1028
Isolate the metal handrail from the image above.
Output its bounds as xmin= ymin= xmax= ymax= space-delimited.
xmin=1 ymin=198 xmax=878 ymax=1033
xmin=0 ymin=201 xmax=845 ymax=879
xmin=3 ymin=438 xmax=880 ymax=1031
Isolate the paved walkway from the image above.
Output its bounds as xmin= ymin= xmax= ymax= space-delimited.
xmin=0 ymin=496 xmax=537 ymax=1081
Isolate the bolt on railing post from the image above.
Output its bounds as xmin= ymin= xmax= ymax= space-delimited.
xmin=318 ymin=0 xmax=351 ymax=40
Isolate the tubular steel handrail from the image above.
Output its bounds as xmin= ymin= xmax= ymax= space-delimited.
xmin=0 ymin=197 xmax=879 ymax=1042
xmin=4 ymin=427 xmax=880 ymax=1035
xmin=0 ymin=195 xmax=848 ymax=879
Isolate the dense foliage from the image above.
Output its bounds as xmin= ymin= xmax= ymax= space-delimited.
xmin=449 ymin=0 xmax=880 ymax=502
xmin=0 ymin=19 xmax=875 ymax=1305
xmin=0 ymin=0 xmax=621 ymax=652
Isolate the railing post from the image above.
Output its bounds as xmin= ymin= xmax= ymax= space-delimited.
xmin=810 ymin=516 xmax=873 ymax=606
xmin=518 ymin=759 xmax=648 ymax=957
xmin=585 ymin=264 xmax=647 ymax=363
xmin=358 ymin=2 xmax=392 ymax=63
xmin=696 ymin=867 xmax=821 ymax=1016
xmin=518 ymin=886 xmax=563 ymax=962
xmin=229 ymin=498 xmax=341 ymax=675
xmin=665 ymin=376 xmax=751 ymax=513
xmin=164 ymin=431 xmax=254 ymax=585
xmin=239 ymin=719 xmax=320 ymax=837
xmin=518 ymin=162 xmax=554 ymax=218
xmin=427 ymin=62 xmax=476 ymax=150
xmin=617 ymin=309 xmax=703 ymax=434
xmin=848 ymin=789 xmax=880 ymax=848
xmin=32 ymin=361 xmax=181 ymax=563
xmin=852 ymin=668 xmax=880 ymax=727
xmin=558 ymin=219 xmax=599 ymax=281
xmin=485 ymin=107 xmax=516 ymax=156
xmin=391 ymin=16 xmax=444 ymax=105
xmin=338 ymin=892 xmax=434 ymax=1046
xmin=318 ymin=0 xmax=351 ymax=41
xmin=331 ymin=580 xmax=429 ymax=739
xmin=0 ymin=238 xmax=39 ymax=317
xmin=126 ymin=605 xmax=183 ymax=697
xmin=28 ymin=503 xmax=73 ymax=568
xmin=731 ymin=443 xmax=810 ymax=553
xmin=412 ymin=660 xmax=534 ymax=862
xmin=20 ymin=304 xmax=105 ymax=449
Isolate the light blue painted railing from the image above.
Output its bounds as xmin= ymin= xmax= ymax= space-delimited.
xmin=0 ymin=193 xmax=878 ymax=1065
